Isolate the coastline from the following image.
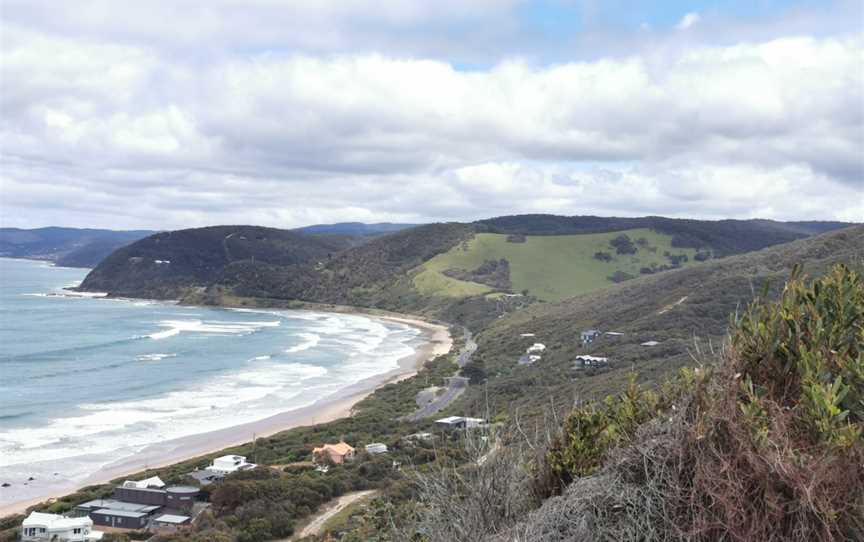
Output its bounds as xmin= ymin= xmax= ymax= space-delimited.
xmin=0 ymin=308 xmax=452 ymax=518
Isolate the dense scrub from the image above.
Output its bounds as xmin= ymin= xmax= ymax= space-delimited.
xmin=80 ymin=226 xmax=353 ymax=298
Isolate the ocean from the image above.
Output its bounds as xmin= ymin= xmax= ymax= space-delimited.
xmin=0 ymin=257 xmax=422 ymax=506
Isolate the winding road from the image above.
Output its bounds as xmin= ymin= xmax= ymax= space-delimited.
xmin=405 ymin=327 xmax=476 ymax=421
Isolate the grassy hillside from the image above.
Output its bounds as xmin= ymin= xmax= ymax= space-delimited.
xmin=414 ymin=229 xmax=697 ymax=301
xmin=453 ymin=225 xmax=864 ymax=420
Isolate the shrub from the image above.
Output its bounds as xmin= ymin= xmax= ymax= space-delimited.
xmin=607 ymin=270 xmax=635 ymax=283
xmin=609 ymin=234 xmax=638 ymax=255
xmin=593 ymin=251 xmax=613 ymax=262
xmin=683 ymin=263 xmax=864 ymax=541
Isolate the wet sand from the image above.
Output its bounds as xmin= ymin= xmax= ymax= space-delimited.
xmin=0 ymin=314 xmax=452 ymax=518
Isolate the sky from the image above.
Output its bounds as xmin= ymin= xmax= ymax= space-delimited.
xmin=1 ymin=0 xmax=862 ymax=230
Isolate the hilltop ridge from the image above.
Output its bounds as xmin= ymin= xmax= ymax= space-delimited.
xmin=78 ymin=215 xmax=854 ymax=320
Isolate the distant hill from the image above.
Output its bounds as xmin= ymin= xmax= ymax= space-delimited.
xmin=78 ymin=216 xmax=855 ymax=310
xmin=78 ymin=225 xmax=355 ymax=298
xmin=296 ymin=222 xmax=420 ymax=236
xmin=0 ymin=227 xmax=155 ymax=268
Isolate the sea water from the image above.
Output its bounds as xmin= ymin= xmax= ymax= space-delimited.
xmin=0 ymin=257 xmax=421 ymax=506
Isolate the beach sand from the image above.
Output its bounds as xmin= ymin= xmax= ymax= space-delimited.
xmin=0 ymin=313 xmax=452 ymax=518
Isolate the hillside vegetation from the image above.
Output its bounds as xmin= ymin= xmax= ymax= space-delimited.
xmin=409 ymin=262 xmax=863 ymax=542
xmin=414 ymin=228 xmax=698 ymax=301
xmin=79 ymin=226 xmax=354 ymax=298
xmin=453 ymin=226 xmax=864 ymax=422
xmin=79 ymin=216 xmax=854 ymax=324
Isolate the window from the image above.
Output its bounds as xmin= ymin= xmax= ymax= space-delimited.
xmin=74 ymin=528 xmax=81 ymax=534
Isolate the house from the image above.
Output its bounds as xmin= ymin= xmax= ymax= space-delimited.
xmin=88 ymin=509 xmax=151 ymax=530
xmin=112 ymin=484 xmax=200 ymax=512
xmin=365 ymin=443 xmax=388 ymax=455
xmin=208 ymin=455 xmax=257 ymax=474
xmin=435 ymin=416 xmax=485 ymax=429
xmin=604 ymin=331 xmax=624 ymax=337
xmin=519 ymin=354 xmax=541 ymax=365
xmin=641 ymin=340 xmax=660 ymax=346
xmin=573 ymin=355 xmax=609 ymax=368
xmin=75 ymin=499 xmax=161 ymax=529
xmin=519 ymin=333 xmax=535 ymax=337
xmin=187 ymin=469 xmax=224 ymax=486
xmin=313 ymin=442 xmax=356 ymax=464
xmin=526 ymin=343 xmax=546 ymax=354
xmin=121 ymin=476 xmax=165 ymax=489
xmin=580 ymin=330 xmax=602 ymax=344
xmin=22 ymin=512 xmax=104 ymax=541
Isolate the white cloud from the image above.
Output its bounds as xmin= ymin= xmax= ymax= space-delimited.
xmin=0 ymin=2 xmax=862 ymax=229
xmin=676 ymin=12 xmax=701 ymax=30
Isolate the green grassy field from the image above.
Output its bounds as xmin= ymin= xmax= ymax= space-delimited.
xmin=413 ymin=228 xmax=698 ymax=301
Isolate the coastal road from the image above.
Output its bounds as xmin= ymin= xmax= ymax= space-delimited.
xmin=290 ymin=489 xmax=379 ymax=540
xmin=405 ymin=327 xmax=476 ymax=421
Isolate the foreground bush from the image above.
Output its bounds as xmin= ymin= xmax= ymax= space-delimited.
xmin=684 ymin=264 xmax=863 ymax=541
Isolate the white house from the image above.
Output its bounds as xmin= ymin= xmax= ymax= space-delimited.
xmin=208 ymin=455 xmax=257 ymax=474
xmin=641 ymin=341 xmax=660 ymax=347
xmin=121 ymin=475 xmax=165 ymax=489
xmin=580 ymin=329 xmax=602 ymax=344
xmin=365 ymin=443 xmax=388 ymax=455
xmin=22 ymin=512 xmax=104 ymax=541
xmin=526 ymin=343 xmax=546 ymax=354
xmin=435 ymin=416 xmax=486 ymax=429
xmin=574 ymin=355 xmax=609 ymax=368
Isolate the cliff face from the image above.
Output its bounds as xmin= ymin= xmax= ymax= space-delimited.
xmin=78 ymin=225 xmax=353 ymax=298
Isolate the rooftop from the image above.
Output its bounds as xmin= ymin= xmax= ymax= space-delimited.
xmin=23 ymin=512 xmax=92 ymax=530
xmin=122 ymin=475 xmax=165 ymax=489
xmin=154 ymin=514 xmax=191 ymax=524
xmin=314 ymin=441 xmax=355 ymax=455
xmin=77 ymin=499 xmax=159 ymax=513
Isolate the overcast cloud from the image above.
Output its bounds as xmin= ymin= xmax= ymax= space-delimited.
xmin=1 ymin=0 xmax=862 ymax=229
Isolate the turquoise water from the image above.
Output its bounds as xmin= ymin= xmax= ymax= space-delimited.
xmin=0 ymin=257 xmax=420 ymax=504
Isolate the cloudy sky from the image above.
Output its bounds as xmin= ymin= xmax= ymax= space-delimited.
xmin=1 ymin=0 xmax=862 ymax=230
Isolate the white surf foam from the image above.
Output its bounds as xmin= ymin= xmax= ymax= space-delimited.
xmin=147 ymin=319 xmax=281 ymax=340
xmin=285 ymin=332 xmax=321 ymax=353
xmin=0 ymin=361 xmax=328 ymax=467
xmin=136 ymin=353 xmax=177 ymax=362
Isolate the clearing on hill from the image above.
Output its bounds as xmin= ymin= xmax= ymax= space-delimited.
xmin=412 ymin=228 xmax=698 ymax=301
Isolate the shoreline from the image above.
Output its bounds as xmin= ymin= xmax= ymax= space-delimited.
xmin=0 ymin=307 xmax=452 ymax=518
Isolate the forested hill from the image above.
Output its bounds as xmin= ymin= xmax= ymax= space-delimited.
xmin=78 ymin=226 xmax=355 ymax=298
xmin=0 ymin=227 xmax=154 ymax=268
xmin=77 ymin=216 xmax=854 ymax=310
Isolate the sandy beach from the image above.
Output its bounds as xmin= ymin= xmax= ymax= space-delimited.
xmin=0 ymin=312 xmax=452 ymax=518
